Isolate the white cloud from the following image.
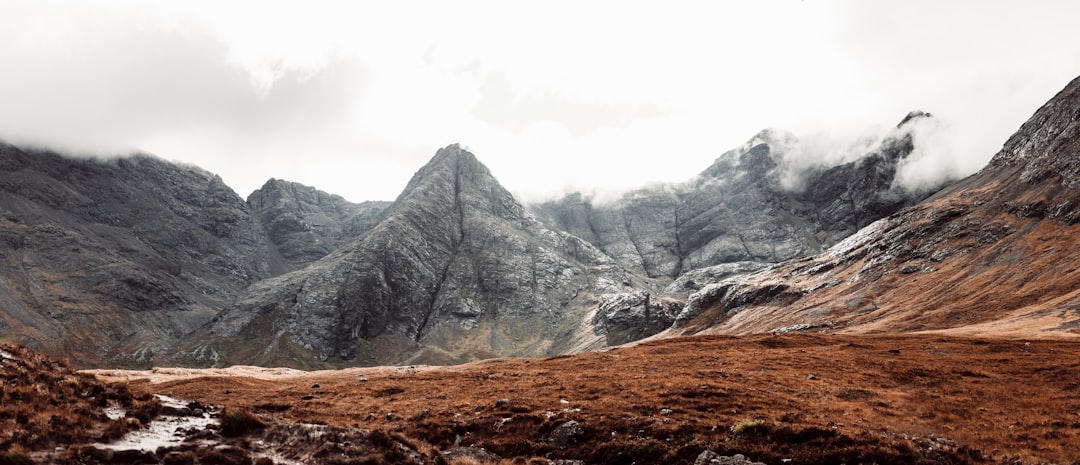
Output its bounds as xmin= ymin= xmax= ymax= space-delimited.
xmin=1 ymin=1 xmax=1079 ymax=203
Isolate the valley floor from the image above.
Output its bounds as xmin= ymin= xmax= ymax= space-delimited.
xmin=91 ymin=333 xmax=1080 ymax=465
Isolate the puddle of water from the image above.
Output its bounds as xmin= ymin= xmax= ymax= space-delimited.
xmin=96 ymin=395 xmax=217 ymax=453
xmin=103 ymin=400 xmax=125 ymax=421
xmin=250 ymin=442 xmax=306 ymax=465
xmin=91 ymin=396 xmax=359 ymax=464
xmin=249 ymin=424 xmax=349 ymax=465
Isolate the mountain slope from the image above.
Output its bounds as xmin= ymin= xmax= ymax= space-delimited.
xmin=194 ymin=144 xmax=648 ymax=367
xmin=0 ymin=146 xmax=275 ymax=366
xmin=532 ymin=114 xmax=944 ymax=282
xmin=669 ymin=76 xmax=1080 ymax=338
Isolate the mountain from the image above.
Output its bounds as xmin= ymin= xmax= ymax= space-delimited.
xmin=190 ymin=144 xmax=648 ymax=367
xmin=532 ymin=116 xmax=951 ymax=345
xmin=668 ymin=76 xmax=1080 ymax=338
xmin=247 ymin=179 xmax=390 ymax=271
xmin=2 ymin=102 xmax=1011 ymax=368
xmin=0 ymin=146 xmax=275 ymax=366
xmin=532 ymin=113 xmax=942 ymax=283
xmin=0 ymin=116 xmax=951 ymax=368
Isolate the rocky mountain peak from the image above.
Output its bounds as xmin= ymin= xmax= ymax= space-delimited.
xmin=247 ymin=178 xmax=389 ymax=272
xmin=397 ymin=144 xmax=480 ymax=195
xmin=534 ymin=115 xmax=948 ymax=282
xmin=248 ymin=178 xmax=347 ymax=211
xmin=393 ymin=143 xmax=527 ymax=223
xmin=699 ymin=128 xmax=797 ymax=180
xmin=196 ymin=144 xmax=633 ymax=367
xmin=988 ymin=75 xmax=1080 ymax=185
xmin=897 ymin=110 xmax=932 ymax=128
xmin=747 ymin=128 xmax=799 ymax=155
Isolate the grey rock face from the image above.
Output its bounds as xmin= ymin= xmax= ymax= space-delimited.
xmin=532 ymin=118 xmax=947 ymax=281
xmin=202 ymin=145 xmax=642 ymax=366
xmin=0 ymin=144 xmax=273 ymax=366
xmin=247 ymin=179 xmax=390 ymax=272
xmin=664 ymin=261 xmax=770 ymax=295
xmin=548 ymin=420 xmax=585 ymax=450
xmin=592 ymin=290 xmax=682 ymax=345
xmin=676 ymin=277 xmax=803 ymax=326
xmin=247 ymin=179 xmax=389 ymax=272
xmin=990 ymin=76 xmax=1080 ymax=185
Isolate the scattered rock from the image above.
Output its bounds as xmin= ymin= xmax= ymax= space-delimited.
xmin=806 ymin=374 xmax=818 ymax=380
xmin=549 ymin=420 xmax=585 ymax=449
xmin=160 ymin=404 xmax=193 ymax=417
xmin=111 ymin=448 xmax=160 ymax=464
xmin=441 ymin=446 xmax=501 ymax=464
xmin=770 ymin=322 xmax=834 ymax=334
xmin=695 ymin=450 xmax=767 ymax=465
xmin=301 ymin=394 xmax=315 ymax=401
xmin=413 ymin=409 xmax=431 ymax=421
xmin=494 ymin=398 xmax=511 ymax=408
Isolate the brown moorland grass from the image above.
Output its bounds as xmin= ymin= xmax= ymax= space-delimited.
xmin=107 ymin=333 xmax=1080 ymax=464
xmin=0 ymin=342 xmax=160 ymax=453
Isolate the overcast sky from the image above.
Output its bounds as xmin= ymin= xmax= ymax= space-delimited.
xmin=2 ymin=1 xmax=1080 ymax=203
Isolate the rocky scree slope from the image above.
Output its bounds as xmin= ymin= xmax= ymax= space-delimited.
xmin=0 ymin=146 xmax=275 ymax=366
xmin=532 ymin=113 xmax=942 ymax=283
xmin=669 ymin=75 xmax=1080 ymax=338
xmin=194 ymin=145 xmax=648 ymax=368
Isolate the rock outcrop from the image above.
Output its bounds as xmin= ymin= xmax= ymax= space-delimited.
xmin=592 ymin=290 xmax=683 ymax=346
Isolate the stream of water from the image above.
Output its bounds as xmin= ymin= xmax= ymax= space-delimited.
xmin=96 ymin=395 xmax=216 ymax=452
